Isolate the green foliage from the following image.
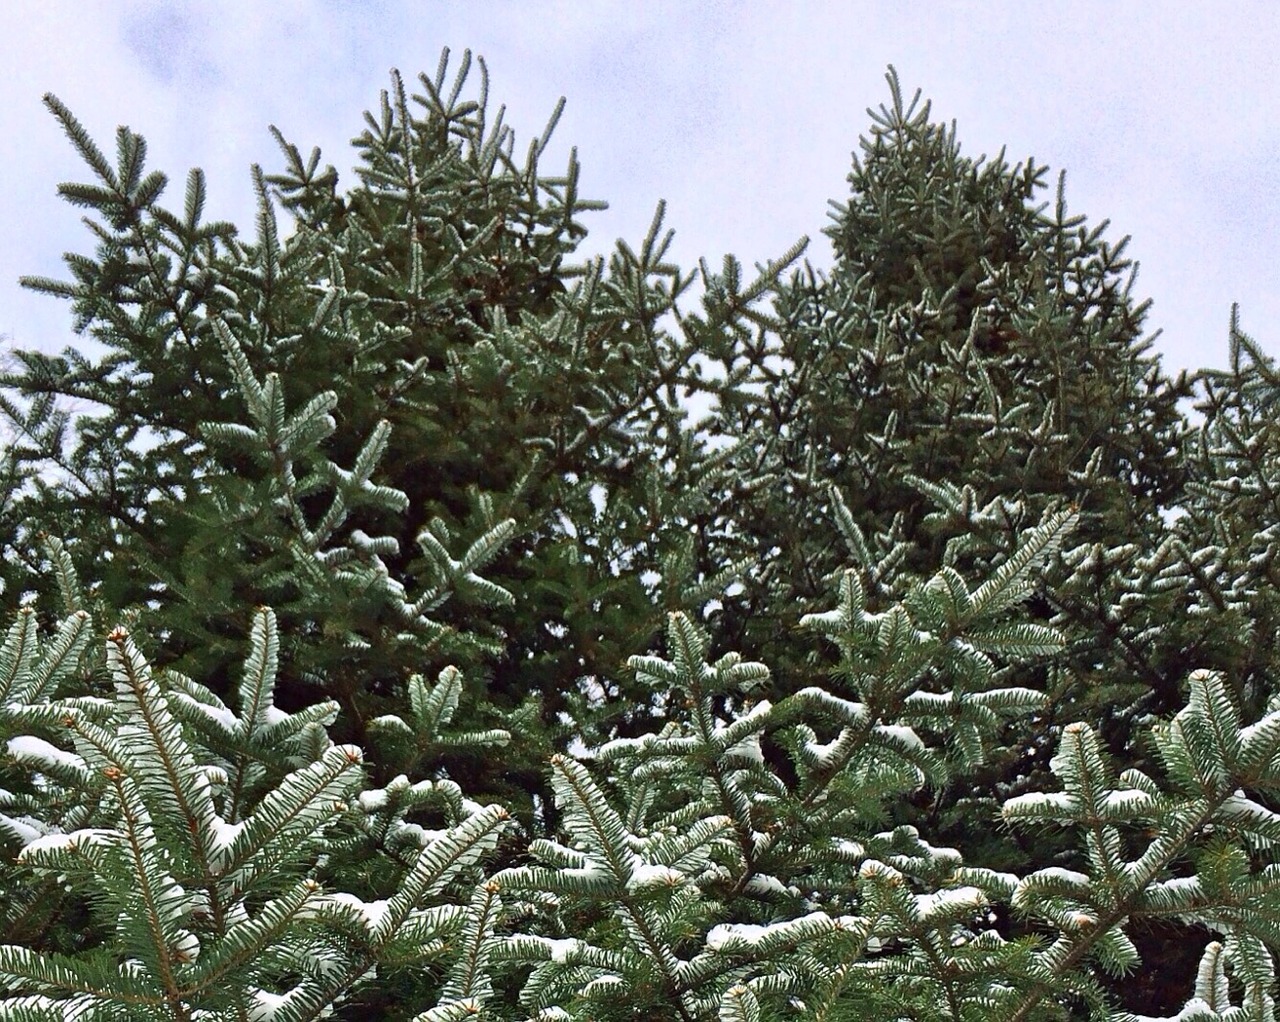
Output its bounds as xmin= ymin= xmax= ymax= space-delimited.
xmin=1 ymin=47 xmax=1279 ymax=1022
xmin=0 ymin=600 xmax=510 ymax=1020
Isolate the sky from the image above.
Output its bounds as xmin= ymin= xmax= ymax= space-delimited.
xmin=1 ymin=2 xmax=1277 ymax=377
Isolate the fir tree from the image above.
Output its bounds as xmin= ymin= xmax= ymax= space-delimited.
xmin=698 ymin=67 xmax=1189 ymax=709
xmin=0 ymin=50 xmax=795 ymax=820
xmin=1 ymin=48 xmax=1278 ymax=1021
xmin=689 ymin=71 xmax=1204 ymax=974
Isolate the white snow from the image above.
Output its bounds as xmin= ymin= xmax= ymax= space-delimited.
xmin=725 ymin=733 xmax=765 ymax=765
xmin=171 ymin=929 xmax=201 ymax=962
xmin=208 ymin=817 xmax=247 ymax=865
xmin=358 ymin=788 xmax=389 ymax=812
xmin=730 ymin=700 xmax=773 ymax=729
xmin=581 ymin=975 xmax=624 ymax=995
xmin=1241 ymin=712 xmax=1280 ymax=747
xmin=564 ymin=862 xmax=610 ymax=883
xmin=1126 ymin=997 xmax=1215 ymax=1022
xmin=874 ymin=725 xmax=925 ymax=752
xmin=913 ymin=886 xmax=986 ymax=922
xmin=179 ymin=697 xmax=239 ymax=733
xmin=19 ymin=828 xmax=119 ymax=859
xmin=904 ymin=691 xmax=954 ymax=711
xmin=248 ymin=988 xmax=296 ymax=1021
xmin=6 ymin=735 xmax=86 ymax=773
xmin=1002 ymin=791 xmax=1077 ymax=817
xmin=199 ymin=765 xmax=228 ymax=789
xmin=390 ymin=822 xmax=446 ymax=848
xmin=1029 ymin=867 xmax=1091 ymax=887
xmin=1101 ymin=788 xmax=1155 ymax=813
xmin=628 ymin=863 xmax=685 ymax=889
xmin=706 ymin=911 xmax=833 ymax=951
xmin=1147 ymin=876 xmax=1202 ymax=898
xmin=744 ymin=874 xmax=788 ymax=897
xmin=0 ymin=813 xmax=43 ymax=845
xmin=539 ymin=937 xmax=581 ymax=963
xmin=792 ymin=687 xmax=867 ymax=723
xmin=802 ymin=730 xmax=849 ymax=768
xmin=1220 ymin=792 xmax=1280 ymax=831
xmin=596 ymin=735 xmax=646 ymax=758
xmin=877 ymin=830 xmax=961 ymax=868
xmin=319 ymin=892 xmax=391 ymax=933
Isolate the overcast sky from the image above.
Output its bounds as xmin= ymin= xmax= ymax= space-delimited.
xmin=2 ymin=2 xmax=1276 ymax=377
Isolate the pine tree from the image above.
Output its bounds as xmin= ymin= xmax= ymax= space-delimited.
xmin=2 ymin=48 xmax=1279 ymax=1021
xmin=687 ymin=71 xmax=1205 ymax=968
xmin=0 ymin=50 xmax=795 ymax=820
xmin=6 ymin=508 xmax=1280 ymax=1019
xmin=698 ymin=66 xmax=1188 ymax=699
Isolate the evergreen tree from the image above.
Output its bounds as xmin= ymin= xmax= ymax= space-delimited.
xmin=1 ymin=48 xmax=1278 ymax=1021
xmin=691 ymin=69 xmax=1201 ymax=930
xmin=0 ymin=50 xmax=795 ymax=818
xmin=699 ymin=67 xmax=1188 ymax=702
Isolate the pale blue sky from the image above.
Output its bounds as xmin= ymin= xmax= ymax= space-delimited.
xmin=2 ymin=2 xmax=1276 ymax=375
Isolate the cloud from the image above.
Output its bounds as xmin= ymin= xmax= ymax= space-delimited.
xmin=122 ymin=7 xmax=221 ymax=87
xmin=2 ymin=1 xmax=1276 ymax=372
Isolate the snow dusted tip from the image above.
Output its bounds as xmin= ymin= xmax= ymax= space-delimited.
xmin=912 ymin=886 xmax=987 ymax=923
xmin=306 ymin=891 xmax=391 ymax=936
xmin=744 ymin=873 xmax=789 ymax=897
xmin=0 ymin=811 xmax=44 ymax=846
xmin=706 ymin=911 xmax=840 ymax=952
xmin=535 ymin=936 xmax=581 ymax=963
xmin=1124 ymin=997 xmax=1217 ymax=1022
xmin=415 ymin=996 xmax=485 ymax=1021
xmin=19 ymin=827 xmax=120 ymax=859
xmin=7 ymin=735 xmax=87 ymax=774
xmin=247 ymin=986 xmax=310 ymax=1021
xmin=627 ymin=863 xmax=685 ymax=890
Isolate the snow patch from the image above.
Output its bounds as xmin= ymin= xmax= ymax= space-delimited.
xmin=913 ymin=886 xmax=986 ymax=922
xmin=179 ymin=697 xmax=239 ymax=733
xmin=19 ymin=828 xmax=120 ymax=858
xmin=7 ymin=735 xmax=87 ymax=773
xmin=539 ymin=937 xmax=581 ymax=963
xmin=875 ymin=725 xmax=924 ymax=752
xmin=358 ymin=788 xmax=389 ymax=812
xmin=0 ymin=813 xmax=44 ymax=845
xmin=628 ymin=863 xmax=685 ymax=889
xmin=744 ymin=873 xmax=788 ymax=897
xmin=208 ymin=817 xmax=247 ymax=864
xmin=318 ymin=892 xmax=391 ymax=933
xmin=707 ymin=911 xmax=834 ymax=951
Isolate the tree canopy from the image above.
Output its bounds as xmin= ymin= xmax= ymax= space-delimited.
xmin=0 ymin=50 xmax=1277 ymax=1022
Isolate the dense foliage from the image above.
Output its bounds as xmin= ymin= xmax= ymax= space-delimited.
xmin=0 ymin=50 xmax=1278 ymax=1021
